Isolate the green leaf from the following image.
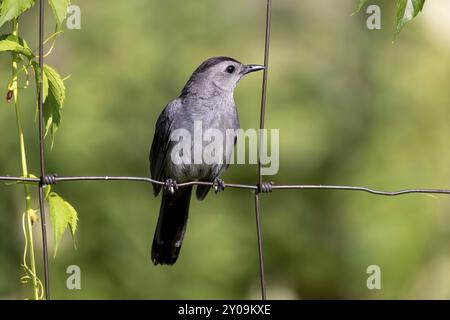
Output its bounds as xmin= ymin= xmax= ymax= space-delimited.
xmin=0 ymin=0 xmax=35 ymax=28
xmin=31 ymin=61 xmax=49 ymax=104
xmin=353 ymin=0 xmax=369 ymax=15
xmin=43 ymin=68 xmax=49 ymax=103
xmin=43 ymin=64 xmax=66 ymax=145
xmin=0 ymin=34 xmax=34 ymax=59
xmin=48 ymin=192 xmax=78 ymax=257
xmin=396 ymin=0 xmax=425 ymax=35
xmin=48 ymin=0 xmax=70 ymax=27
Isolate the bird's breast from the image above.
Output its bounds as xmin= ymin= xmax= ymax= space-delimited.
xmin=165 ymin=97 xmax=239 ymax=181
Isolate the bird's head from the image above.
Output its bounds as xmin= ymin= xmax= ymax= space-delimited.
xmin=181 ymin=56 xmax=264 ymax=97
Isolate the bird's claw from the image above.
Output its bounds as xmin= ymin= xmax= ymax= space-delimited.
xmin=213 ymin=178 xmax=226 ymax=194
xmin=164 ymin=179 xmax=178 ymax=195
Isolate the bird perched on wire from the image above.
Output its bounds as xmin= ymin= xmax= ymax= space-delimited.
xmin=149 ymin=56 xmax=264 ymax=265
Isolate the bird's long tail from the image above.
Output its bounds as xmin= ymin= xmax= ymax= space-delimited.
xmin=151 ymin=186 xmax=193 ymax=265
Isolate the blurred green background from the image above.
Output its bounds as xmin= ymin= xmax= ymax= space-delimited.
xmin=1 ymin=0 xmax=450 ymax=299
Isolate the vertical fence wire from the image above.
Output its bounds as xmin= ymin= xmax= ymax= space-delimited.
xmin=37 ymin=0 xmax=50 ymax=300
xmin=254 ymin=0 xmax=273 ymax=300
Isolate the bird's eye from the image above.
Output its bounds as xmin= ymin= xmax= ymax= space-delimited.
xmin=226 ymin=65 xmax=235 ymax=74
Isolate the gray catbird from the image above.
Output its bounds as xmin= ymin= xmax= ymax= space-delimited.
xmin=149 ymin=56 xmax=264 ymax=265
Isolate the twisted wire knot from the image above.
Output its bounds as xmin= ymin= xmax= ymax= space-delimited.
xmin=258 ymin=181 xmax=274 ymax=193
xmin=41 ymin=174 xmax=58 ymax=186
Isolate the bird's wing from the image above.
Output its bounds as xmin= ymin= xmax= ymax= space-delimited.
xmin=149 ymin=99 xmax=181 ymax=196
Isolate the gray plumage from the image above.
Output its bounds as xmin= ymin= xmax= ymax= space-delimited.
xmin=149 ymin=56 xmax=264 ymax=265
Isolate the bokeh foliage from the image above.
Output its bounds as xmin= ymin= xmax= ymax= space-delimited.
xmin=1 ymin=0 xmax=450 ymax=299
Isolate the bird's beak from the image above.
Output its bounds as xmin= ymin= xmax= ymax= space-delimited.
xmin=242 ymin=64 xmax=265 ymax=75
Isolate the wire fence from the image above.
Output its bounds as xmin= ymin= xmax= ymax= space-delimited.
xmin=2 ymin=0 xmax=450 ymax=300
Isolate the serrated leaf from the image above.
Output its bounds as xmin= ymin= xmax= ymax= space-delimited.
xmin=44 ymin=65 xmax=65 ymax=105
xmin=48 ymin=192 xmax=78 ymax=257
xmin=0 ymin=34 xmax=34 ymax=59
xmin=396 ymin=0 xmax=425 ymax=35
xmin=31 ymin=61 xmax=49 ymax=103
xmin=43 ymin=68 xmax=49 ymax=102
xmin=0 ymin=0 xmax=35 ymax=28
xmin=48 ymin=0 xmax=70 ymax=27
xmin=353 ymin=0 xmax=369 ymax=15
xmin=43 ymin=64 xmax=66 ymax=146
xmin=68 ymin=205 xmax=77 ymax=237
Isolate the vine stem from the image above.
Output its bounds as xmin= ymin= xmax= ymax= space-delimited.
xmin=11 ymin=18 xmax=40 ymax=301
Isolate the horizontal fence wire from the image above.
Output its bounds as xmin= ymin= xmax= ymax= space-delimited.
xmin=2 ymin=175 xmax=450 ymax=196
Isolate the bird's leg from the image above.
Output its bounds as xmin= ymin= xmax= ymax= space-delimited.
xmin=212 ymin=178 xmax=226 ymax=194
xmin=164 ymin=179 xmax=178 ymax=195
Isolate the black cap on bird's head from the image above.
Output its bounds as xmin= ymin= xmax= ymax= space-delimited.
xmin=181 ymin=56 xmax=264 ymax=96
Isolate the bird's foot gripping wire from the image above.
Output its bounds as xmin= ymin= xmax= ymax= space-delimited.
xmin=164 ymin=179 xmax=178 ymax=195
xmin=213 ymin=178 xmax=226 ymax=194
xmin=258 ymin=181 xmax=274 ymax=194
